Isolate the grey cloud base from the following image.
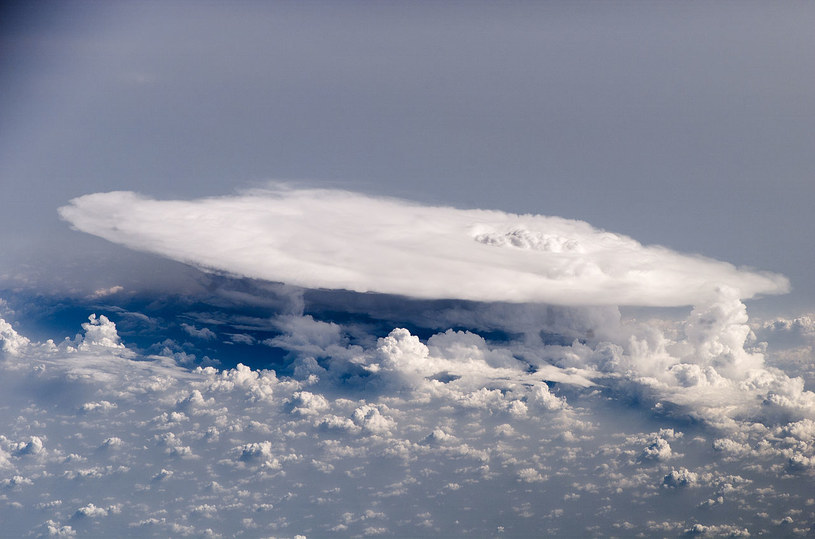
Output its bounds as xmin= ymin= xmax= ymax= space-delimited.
xmin=58 ymin=186 xmax=788 ymax=307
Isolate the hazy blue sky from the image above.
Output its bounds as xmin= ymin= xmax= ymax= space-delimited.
xmin=2 ymin=0 xmax=813 ymax=313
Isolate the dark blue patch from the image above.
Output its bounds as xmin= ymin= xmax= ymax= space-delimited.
xmin=2 ymin=275 xmax=580 ymax=373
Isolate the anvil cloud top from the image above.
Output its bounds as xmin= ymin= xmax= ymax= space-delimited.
xmin=60 ymin=185 xmax=788 ymax=306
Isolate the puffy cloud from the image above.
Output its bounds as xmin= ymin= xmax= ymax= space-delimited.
xmin=354 ymin=326 xmax=590 ymax=392
xmin=78 ymin=314 xmax=125 ymax=351
xmin=373 ymin=328 xmax=435 ymax=382
xmin=58 ymin=186 xmax=788 ymax=307
xmin=351 ymin=405 xmax=396 ymax=435
xmin=40 ymin=521 xmax=76 ymax=537
xmin=151 ymin=468 xmax=173 ymax=482
xmin=231 ymin=441 xmax=281 ymax=470
xmin=529 ymin=384 xmax=567 ymax=411
xmin=0 ymin=311 xmax=814 ymax=537
xmin=11 ymin=437 xmax=45 ymax=458
xmin=534 ymin=288 xmax=815 ymax=430
xmin=0 ymin=317 xmax=30 ymax=356
xmin=287 ymin=391 xmax=330 ymax=416
xmin=72 ymin=503 xmax=120 ymax=519
xmin=681 ymin=288 xmax=764 ymax=376
xmin=758 ymin=314 xmax=815 ymax=338
xmin=683 ymin=523 xmax=751 ymax=537
xmin=639 ymin=437 xmax=673 ymax=462
xmin=517 ymin=467 xmax=547 ymax=483
xmin=662 ymin=468 xmax=698 ymax=488
xmin=79 ymin=400 xmax=117 ymax=413
xmin=0 ymin=475 xmax=34 ymax=489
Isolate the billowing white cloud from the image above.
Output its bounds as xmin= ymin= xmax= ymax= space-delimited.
xmin=2 ymin=308 xmax=815 ymax=537
xmin=0 ymin=318 xmax=29 ymax=356
xmin=0 ymin=185 xmax=806 ymax=537
xmin=545 ymin=289 xmax=815 ymax=429
xmin=58 ymin=186 xmax=788 ymax=306
xmin=78 ymin=314 xmax=125 ymax=351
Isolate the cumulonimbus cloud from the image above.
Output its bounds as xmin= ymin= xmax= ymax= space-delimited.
xmin=58 ymin=185 xmax=788 ymax=307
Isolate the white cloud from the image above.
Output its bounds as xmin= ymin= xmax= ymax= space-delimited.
xmin=0 ymin=317 xmax=30 ymax=356
xmin=58 ymin=186 xmax=788 ymax=307
xmin=683 ymin=523 xmax=751 ymax=537
xmin=352 ymin=405 xmax=396 ymax=435
xmin=11 ymin=436 xmax=45 ymax=458
xmin=41 ymin=521 xmax=76 ymax=537
xmin=288 ymin=391 xmax=330 ymax=416
xmin=517 ymin=467 xmax=547 ymax=483
xmin=1 ymin=475 xmax=33 ymax=488
xmin=78 ymin=314 xmax=126 ymax=351
xmin=53 ymin=187 xmax=810 ymax=441
xmin=662 ymin=468 xmax=698 ymax=488
xmin=2 ymin=293 xmax=815 ymax=537
xmin=79 ymin=400 xmax=117 ymax=413
xmin=72 ymin=503 xmax=118 ymax=519
xmin=639 ymin=437 xmax=673 ymax=462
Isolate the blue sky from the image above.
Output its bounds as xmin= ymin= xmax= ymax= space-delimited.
xmin=2 ymin=2 xmax=815 ymax=537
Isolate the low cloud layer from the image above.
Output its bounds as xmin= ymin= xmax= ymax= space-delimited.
xmin=2 ymin=305 xmax=815 ymax=536
xmin=58 ymin=186 xmax=788 ymax=307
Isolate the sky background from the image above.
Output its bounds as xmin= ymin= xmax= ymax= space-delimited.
xmin=1 ymin=0 xmax=813 ymax=314
xmin=2 ymin=2 xmax=815 ymax=537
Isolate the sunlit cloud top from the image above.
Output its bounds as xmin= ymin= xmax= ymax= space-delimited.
xmin=59 ymin=186 xmax=789 ymax=307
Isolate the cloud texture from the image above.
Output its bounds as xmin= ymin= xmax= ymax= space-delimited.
xmin=58 ymin=186 xmax=788 ymax=306
xmin=2 ymin=306 xmax=815 ymax=537
xmin=0 ymin=185 xmax=798 ymax=536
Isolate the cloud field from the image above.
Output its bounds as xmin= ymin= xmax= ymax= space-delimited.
xmin=2 ymin=300 xmax=815 ymax=537
xmin=4 ymin=0 xmax=814 ymax=535
xmin=0 ymin=187 xmax=812 ymax=536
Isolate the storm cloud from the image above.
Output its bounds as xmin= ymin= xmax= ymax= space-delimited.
xmin=59 ymin=186 xmax=788 ymax=307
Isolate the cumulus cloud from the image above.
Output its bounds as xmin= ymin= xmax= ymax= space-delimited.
xmin=1 ymin=310 xmax=815 ymax=537
xmin=662 ymin=468 xmax=698 ymax=488
xmin=78 ymin=314 xmax=125 ymax=351
xmin=54 ymin=187 xmax=811 ymax=431
xmin=58 ymin=186 xmax=788 ymax=306
xmin=0 ymin=185 xmax=806 ymax=537
xmin=0 ymin=318 xmax=30 ymax=356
